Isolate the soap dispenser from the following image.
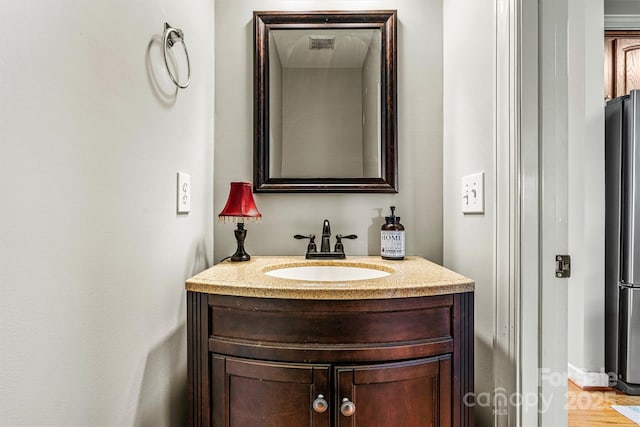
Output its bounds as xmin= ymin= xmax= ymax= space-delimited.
xmin=381 ymin=206 xmax=405 ymax=260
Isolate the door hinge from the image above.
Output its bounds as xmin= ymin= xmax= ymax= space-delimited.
xmin=555 ymin=255 xmax=571 ymax=278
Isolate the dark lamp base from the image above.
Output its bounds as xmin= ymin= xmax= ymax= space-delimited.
xmin=229 ymin=222 xmax=251 ymax=262
xmin=230 ymin=248 xmax=251 ymax=262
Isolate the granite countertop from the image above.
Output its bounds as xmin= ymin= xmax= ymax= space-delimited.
xmin=185 ymin=256 xmax=474 ymax=300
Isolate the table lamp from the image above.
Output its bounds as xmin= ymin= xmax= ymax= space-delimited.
xmin=218 ymin=182 xmax=261 ymax=262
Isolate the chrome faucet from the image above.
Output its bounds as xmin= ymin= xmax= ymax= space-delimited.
xmin=295 ymin=219 xmax=357 ymax=259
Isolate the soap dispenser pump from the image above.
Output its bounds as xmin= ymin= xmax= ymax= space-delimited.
xmin=381 ymin=206 xmax=405 ymax=260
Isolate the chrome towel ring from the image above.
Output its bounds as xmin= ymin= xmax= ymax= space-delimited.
xmin=162 ymin=22 xmax=190 ymax=89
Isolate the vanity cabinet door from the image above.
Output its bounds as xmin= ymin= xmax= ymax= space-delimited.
xmin=211 ymin=355 xmax=331 ymax=427
xmin=335 ymin=356 xmax=452 ymax=427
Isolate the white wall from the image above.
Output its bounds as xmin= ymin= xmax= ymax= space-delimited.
xmin=214 ymin=0 xmax=443 ymax=262
xmin=567 ymin=0 xmax=607 ymax=387
xmin=442 ymin=0 xmax=495 ymax=425
xmin=0 ymin=1 xmax=214 ymax=425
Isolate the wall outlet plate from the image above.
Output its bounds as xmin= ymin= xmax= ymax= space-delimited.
xmin=461 ymin=172 xmax=484 ymax=214
xmin=177 ymin=172 xmax=191 ymax=214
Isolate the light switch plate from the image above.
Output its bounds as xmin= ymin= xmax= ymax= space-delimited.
xmin=461 ymin=172 xmax=484 ymax=214
xmin=177 ymin=172 xmax=191 ymax=214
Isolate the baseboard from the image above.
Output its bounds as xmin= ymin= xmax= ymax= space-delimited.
xmin=568 ymin=363 xmax=610 ymax=389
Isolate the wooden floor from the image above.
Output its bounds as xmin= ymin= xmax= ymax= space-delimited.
xmin=568 ymin=380 xmax=640 ymax=426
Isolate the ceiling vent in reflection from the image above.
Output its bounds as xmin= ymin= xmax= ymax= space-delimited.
xmin=308 ymin=36 xmax=335 ymax=50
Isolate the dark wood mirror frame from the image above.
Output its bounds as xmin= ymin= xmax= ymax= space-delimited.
xmin=253 ymin=10 xmax=398 ymax=193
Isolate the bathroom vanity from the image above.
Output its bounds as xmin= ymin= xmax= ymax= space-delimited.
xmin=186 ymin=256 xmax=474 ymax=427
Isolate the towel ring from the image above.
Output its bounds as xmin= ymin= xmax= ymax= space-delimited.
xmin=162 ymin=23 xmax=191 ymax=89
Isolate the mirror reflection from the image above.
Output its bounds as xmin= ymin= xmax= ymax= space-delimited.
xmin=268 ymin=29 xmax=382 ymax=179
xmin=253 ymin=10 xmax=397 ymax=193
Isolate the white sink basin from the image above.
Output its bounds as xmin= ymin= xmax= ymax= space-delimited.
xmin=264 ymin=265 xmax=391 ymax=282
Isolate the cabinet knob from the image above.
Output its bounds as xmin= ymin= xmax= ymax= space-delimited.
xmin=340 ymin=398 xmax=356 ymax=417
xmin=312 ymin=394 xmax=328 ymax=413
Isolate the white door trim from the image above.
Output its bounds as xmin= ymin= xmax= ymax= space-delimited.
xmin=495 ymin=1 xmax=522 ymax=426
xmin=495 ymin=0 xmax=540 ymax=425
xmin=498 ymin=0 xmax=571 ymax=425
xmin=538 ymin=0 xmax=570 ymax=426
xmin=518 ymin=0 xmax=542 ymax=425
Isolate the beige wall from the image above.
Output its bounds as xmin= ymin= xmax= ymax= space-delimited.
xmin=214 ymin=0 xmax=443 ymax=262
xmin=362 ymin=34 xmax=382 ymax=177
xmin=0 ymin=1 xmax=214 ymax=425
xmin=269 ymin=38 xmax=284 ymax=177
xmin=442 ymin=0 xmax=495 ymax=425
xmin=604 ymin=0 xmax=640 ymax=14
xmin=567 ymin=0 xmax=607 ymax=386
xmin=281 ymin=68 xmax=363 ymax=177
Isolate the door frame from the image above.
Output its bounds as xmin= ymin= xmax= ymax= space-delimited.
xmin=538 ymin=0 xmax=571 ymax=425
xmin=497 ymin=0 xmax=570 ymax=425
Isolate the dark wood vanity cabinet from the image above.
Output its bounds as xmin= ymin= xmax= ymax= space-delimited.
xmin=187 ymin=292 xmax=474 ymax=427
xmin=211 ymin=357 xmax=330 ymax=427
xmin=334 ymin=357 xmax=451 ymax=427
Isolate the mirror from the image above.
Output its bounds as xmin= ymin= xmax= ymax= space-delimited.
xmin=253 ymin=11 xmax=397 ymax=193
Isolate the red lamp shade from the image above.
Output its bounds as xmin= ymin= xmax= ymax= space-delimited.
xmin=218 ymin=182 xmax=261 ymax=220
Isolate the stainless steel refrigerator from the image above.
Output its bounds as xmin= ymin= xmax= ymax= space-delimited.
xmin=605 ymin=89 xmax=640 ymax=395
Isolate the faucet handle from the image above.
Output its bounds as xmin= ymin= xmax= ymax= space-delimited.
xmin=334 ymin=234 xmax=357 ymax=253
xmin=294 ymin=234 xmax=316 ymax=241
xmin=336 ymin=234 xmax=357 ymax=240
xmin=294 ymin=234 xmax=317 ymax=253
